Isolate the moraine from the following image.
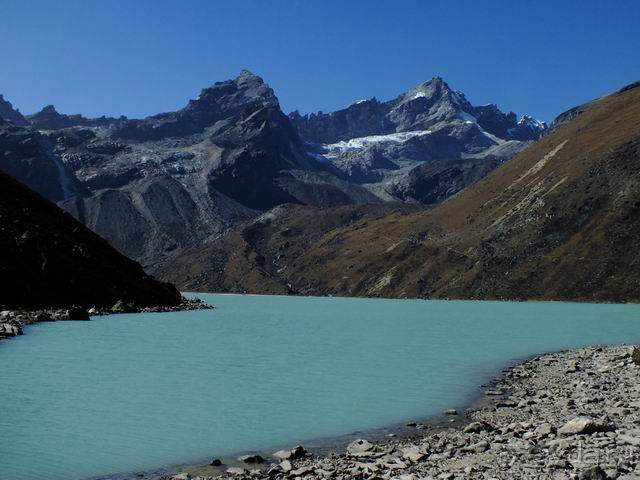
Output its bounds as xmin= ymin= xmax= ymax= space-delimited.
xmin=1 ymin=294 xmax=640 ymax=480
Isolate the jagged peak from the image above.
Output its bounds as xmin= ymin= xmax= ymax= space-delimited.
xmin=518 ymin=114 xmax=547 ymax=129
xmin=36 ymin=105 xmax=60 ymax=115
xmin=236 ymin=69 xmax=262 ymax=81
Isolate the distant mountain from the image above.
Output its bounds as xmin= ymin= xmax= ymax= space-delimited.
xmin=162 ymin=81 xmax=640 ymax=302
xmin=289 ymin=77 xmax=546 ymax=203
xmin=0 ymin=168 xmax=181 ymax=309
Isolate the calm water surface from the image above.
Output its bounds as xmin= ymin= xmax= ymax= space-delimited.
xmin=1 ymin=294 xmax=640 ymax=480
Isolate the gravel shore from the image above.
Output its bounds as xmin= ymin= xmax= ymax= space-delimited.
xmin=165 ymin=345 xmax=640 ymax=480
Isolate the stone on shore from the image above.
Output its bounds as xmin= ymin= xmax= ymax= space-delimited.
xmin=273 ymin=445 xmax=307 ymax=460
xmin=463 ymin=421 xmax=493 ymax=433
xmin=632 ymin=346 xmax=640 ymax=366
xmin=346 ymin=439 xmax=374 ymax=456
xmin=558 ymin=416 xmax=612 ymax=436
xmin=237 ymin=454 xmax=264 ymax=464
xmin=226 ymin=467 xmax=247 ymax=475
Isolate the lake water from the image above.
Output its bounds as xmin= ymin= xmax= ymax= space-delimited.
xmin=1 ymin=294 xmax=640 ymax=480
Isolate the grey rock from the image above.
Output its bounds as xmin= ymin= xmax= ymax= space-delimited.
xmin=346 ymin=439 xmax=374 ymax=456
xmin=558 ymin=417 xmax=612 ymax=436
xmin=226 ymin=467 xmax=247 ymax=475
xmin=237 ymin=454 xmax=264 ymax=464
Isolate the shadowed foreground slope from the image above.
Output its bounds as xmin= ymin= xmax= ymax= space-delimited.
xmin=161 ymin=83 xmax=640 ymax=302
xmin=0 ymin=171 xmax=181 ymax=308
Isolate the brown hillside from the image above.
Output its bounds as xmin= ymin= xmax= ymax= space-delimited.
xmin=161 ymin=83 xmax=640 ymax=302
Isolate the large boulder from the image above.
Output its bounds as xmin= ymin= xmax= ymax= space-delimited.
xmin=346 ymin=439 xmax=375 ymax=456
xmin=559 ymin=417 xmax=613 ymax=436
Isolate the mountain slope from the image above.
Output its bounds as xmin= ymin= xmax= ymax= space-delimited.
xmin=0 ymin=169 xmax=181 ymax=309
xmin=162 ymin=81 xmax=640 ymax=302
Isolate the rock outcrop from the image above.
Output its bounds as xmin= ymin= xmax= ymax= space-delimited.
xmin=0 ymin=94 xmax=29 ymax=126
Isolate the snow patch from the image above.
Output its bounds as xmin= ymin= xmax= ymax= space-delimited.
xmin=349 ymin=98 xmax=371 ymax=107
xmin=324 ymin=130 xmax=433 ymax=155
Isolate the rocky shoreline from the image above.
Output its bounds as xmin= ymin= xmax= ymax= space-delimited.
xmin=161 ymin=345 xmax=640 ymax=480
xmin=0 ymin=297 xmax=211 ymax=341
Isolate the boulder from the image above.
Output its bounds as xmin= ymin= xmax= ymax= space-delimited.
xmin=535 ymin=423 xmax=555 ymax=438
xmin=632 ymin=346 xmax=640 ymax=366
xmin=273 ymin=444 xmax=307 ymax=460
xmin=290 ymin=466 xmax=313 ymax=476
xmin=280 ymin=460 xmax=293 ymax=473
xmin=272 ymin=450 xmax=292 ymax=460
xmin=237 ymin=454 xmax=264 ymax=464
xmin=111 ymin=300 xmax=137 ymax=313
xmin=290 ymin=445 xmax=307 ymax=459
xmin=559 ymin=417 xmax=613 ymax=436
xmin=346 ymin=439 xmax=375 ymax=456
xmin=443 ymin=409 xmax=458 ymax=415
xmin=578 ymin=466 xmax=608 ymax=480
xmin=402 ymin=446 xmax=426 ymax=462
xmin=209 ymin=458 xmax=223 ymax=466
xmin=463 ymin=421 xmax=493 ymax=434
xmin=226 ymin=467 xmax=247 ymax=475
xmin=0 ymin=323 xmax=22 ymax=337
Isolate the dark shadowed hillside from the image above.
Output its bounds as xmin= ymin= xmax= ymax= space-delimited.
xmin=161 ymin=82 xmax=640 ymax=302
xmin=0 ymin=169 xmax=181 ymax=309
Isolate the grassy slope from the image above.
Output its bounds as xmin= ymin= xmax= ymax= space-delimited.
xmin=162 ymin=85 xmax=640 ymax=302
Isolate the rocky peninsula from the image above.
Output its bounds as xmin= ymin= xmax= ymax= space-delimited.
xmin=0 ymin=297 xmax=211 ymax=341
xmin=162 ymin=345 xmax=640 ymax=480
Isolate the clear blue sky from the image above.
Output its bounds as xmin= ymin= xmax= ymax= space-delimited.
xmin=1 ymin=0 xmax=639 ymax=122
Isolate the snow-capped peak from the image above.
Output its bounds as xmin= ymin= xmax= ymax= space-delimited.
xmin=518 ymin=115 xmax=547 ymax=130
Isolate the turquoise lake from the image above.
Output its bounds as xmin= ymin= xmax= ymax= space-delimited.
xmin=1 ymin=294 xmax=640 ymax=480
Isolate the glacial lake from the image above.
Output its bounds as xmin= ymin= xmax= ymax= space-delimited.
xmin=1 ymin=294 xmax=640 ymax=480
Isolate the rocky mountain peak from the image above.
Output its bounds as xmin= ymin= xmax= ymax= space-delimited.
xmin=0 ymin=94 xmax=29 ymax=126
xmin=187 ymin=70 xmax=279 ymax=114
xmin=112 ymin=70 xmax=284 ymax=141
xmin=40 ymin=105 xmax=58 ymax=114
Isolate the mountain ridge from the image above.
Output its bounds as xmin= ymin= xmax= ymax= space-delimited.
xmin=160 ymin=80 xmax=640 ymax=302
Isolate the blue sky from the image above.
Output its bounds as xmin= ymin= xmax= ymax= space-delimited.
xmin=1 ymin=0 xmax=639 ymax=122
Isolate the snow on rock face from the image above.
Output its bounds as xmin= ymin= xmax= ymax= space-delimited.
xmin=323 ymin=130 xmax=433 ymax=156
xmin=518 ymin=115 xmax=547 ymax=130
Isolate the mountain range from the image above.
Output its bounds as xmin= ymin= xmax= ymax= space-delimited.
xmin=0 ymin=71 xmax=544 ymax=275
xmin=159 ymin=81 xmax=640 ymax=302
xmin=2 ymin=73 xmax=638 ymax=303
